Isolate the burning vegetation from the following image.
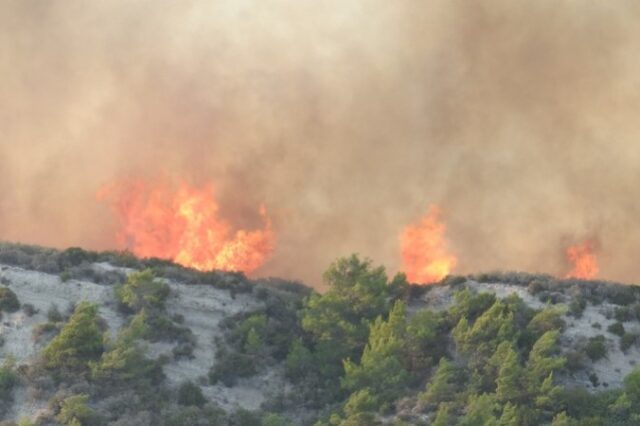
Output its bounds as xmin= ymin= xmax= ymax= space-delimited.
xmin=400 ymin=205 xmax=457 ymax=284
xmin=565 ymin=240 xmax=599 ymax=280
xmin=97 ymin=179 xmax=275 ymax=274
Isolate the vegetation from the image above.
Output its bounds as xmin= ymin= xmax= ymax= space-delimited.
xmin=0 ymin=287 xmax=20 ymax=312
xmin=115 ymin=269 xmax=170 ymax=312
xmin=4 ymin=243 xmax=640 ymax=425
xmin=42 ymin=302 xmax=104 ymax=374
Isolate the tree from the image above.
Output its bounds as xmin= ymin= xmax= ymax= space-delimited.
xmin=432 ymin=403 xmax=454 ymax=426
xmin=494 ymin=343 xmax=523 ymax=403
xmin=301 ymin=255 xmax=406 ymax=375
xmin=285 ymin=339 xmax=313 ymax=381
xmin=498 ymin=403 xmax=519 ymax=426
xmin=449 ymin=288 xmax=496 ymax=323
xmin=551 ymin=412 xmax=577 ymax=426
xmin=342 ymin=302 xmax=410 ymax=406
xmin=527 ymin=306 xmax=566 ymax=337
xmin=336 ymin=389 xmax=380 ymax=426
xmin=420 ymin=358 xmax=465 ymax=405
xmin=527 ymin=330 xmax=566 ymax=389
xmin=56 ymin=394 xmax=101 ymax=426
xmin=42 ymin=302 xmax=104 ymax=372
xmin=91 ymin=311 xmax=162 ymax=384
xmin=405 ymin=309 xmax=442 ymax=374
xmin=459 ymin=393 xmax=499 ymax=426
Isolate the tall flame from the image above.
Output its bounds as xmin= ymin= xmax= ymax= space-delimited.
xmin=97 ymin=179 xmax=275 ymax=274
xmin=400 ymin=205 xmax=457 ymax=284
xmin=565 ymin=240 xmax=598 ymax=280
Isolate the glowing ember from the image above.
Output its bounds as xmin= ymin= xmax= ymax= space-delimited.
xmin=400 ymin=205 xmax=457 ymax=284
xmin=97 ymin=179 xmax=275 ymax=274
xmin=565 ymin=240 xmax=598 ymax=280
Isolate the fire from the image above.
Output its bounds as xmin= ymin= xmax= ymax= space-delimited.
xmin=565 ymin=240 xmax=598 ymax=280
xmin=97 ymin=179 xmax=275 ymax=274
xmin=400 ymin=205 xmax=457 ymax=284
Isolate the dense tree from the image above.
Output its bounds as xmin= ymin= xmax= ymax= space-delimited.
xmin=494 ymin=344 xmax=524 ymax=403
xmin=302 ymin=255 xmax=406 ymax=361
xmin=420 ymin=358 xmax=465 ymax=406
xmin=459 ymin=393 xmax=499 ymax=426
xmin=342 ymin=301 xmax=410 ymax=407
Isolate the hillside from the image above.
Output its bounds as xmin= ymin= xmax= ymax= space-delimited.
xmin=1 ymin=243 xmax=640 ymax=425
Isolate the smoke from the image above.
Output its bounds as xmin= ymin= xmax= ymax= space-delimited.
xmin=2 ymin=0 xmax=640 ymax=286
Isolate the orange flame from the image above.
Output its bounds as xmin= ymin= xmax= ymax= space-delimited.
xmin=565 ymin=240 xmax=598 ymax=280
xmin=400 ymin=205 xmax=457 ymax=284
xmin=97 ymin=179 xmax=275 ymax=274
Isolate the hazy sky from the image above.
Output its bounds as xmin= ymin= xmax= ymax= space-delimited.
xmin=2 ymin=1 xmax=640 ymax=286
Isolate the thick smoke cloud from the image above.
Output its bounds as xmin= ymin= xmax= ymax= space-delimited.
xmin=2 ymin=0 xmax=640 ymax=286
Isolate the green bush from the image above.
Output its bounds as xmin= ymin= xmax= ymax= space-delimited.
xmin=163 ymin=404 xmax=226 ymax=426
xmin=0 ymin=359 xmax=18 ymax=400
xmin=621 ymin=333 xmax=638 ymax=352
xmin=0 ymin=287 xmax=20 ymax=312
xmin=56 ymin=394 xmax=103 ymax=426
xmin=585 ymin=336 xmax=607 ymax=362
xmin=261 ymin=413 xmax=295 ymax=426
xmin=614 ymin=306 xmax=634 ymax=322
xmin=47 ymin=304 xmax=63 ymax=322
xmin=569 ymin=297 xmax=587 ymax=318
xmin=22 ymin=303 xmax=36 ymax=316
xmin=42 ymin=302 xmax=104 ymax=373
xmin=209 ymin=349 xmax=256 ymax=386
xmin=115 ymin=269 xmax=170 ymax=313
xmin=608 ymin=322 xmax=625 ymax=337
xmin=177 ymin=381 xmax=206 ymax=407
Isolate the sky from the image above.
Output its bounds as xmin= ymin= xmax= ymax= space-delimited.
xmin=2 ymin=0 xmax=640 ymax=286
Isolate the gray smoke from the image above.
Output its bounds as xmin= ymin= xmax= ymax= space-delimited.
xmin=2 ymin=0 xmax=640 ymax=286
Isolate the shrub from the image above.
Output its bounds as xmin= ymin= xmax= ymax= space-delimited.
xmin=621 ymin=333 xmax=638 ymax=352
xmin=177 ymin=381 xmax=206 ymax=407
xmin=0 ymin=359 xmax=18 ymax=400
xmin=32 ymin=322 xmax=60 ymax=342
xmin=91 ymin=311 xmax=164 ymax=386
xmin=58 ymin=247 xmax=98 ymax=269
xmin=163 ymin=404 xmax=226 ymax=426
xmin=209 ymin=349 xmax=256 ymax=386
xmin=528 ymin=280 xmax=546 ymax=295
xmin=527 ymin=306 xmax=567 ymax=336
xmin=22 ymin=303 xmax=37 ymax=317
xmin=608 ymin=322 xmax=625 ymax=337
xmin=261 ymin=413 xmax=295 ymax=426
xmin=569 ymin=297 xmax=587 ymax=318
xmin=565 ymin=350 xmax=585 ymax=372
xmin=47 ymin=304 xmax=63 ymax=323
xmin=585 ymin=336 xmax=607 ymax=362
xmin=56 ymin=394 xmax=103 ymax=426
xmin=115 ymin=269 xmax=170 ymax=313
xmin=0 ymin=287 xmax=20 ymax=312
xmin=230 ymin=408 xmax=261 ymax=426
xmin=607 ymin=286 xmax=636 ymax=306
xmin=42 ymin=302 xmax=104 ymax=372
xmin=614 ymin=306 xmax=634 ymax=322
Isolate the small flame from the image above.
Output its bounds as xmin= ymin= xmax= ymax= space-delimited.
xmin=98 ymin=179 xmax=275 ymax=274
xmin=565 ymin=240 xmax=598 ymax=280
xmin=400 ymin=205 xmax=457 ymax=284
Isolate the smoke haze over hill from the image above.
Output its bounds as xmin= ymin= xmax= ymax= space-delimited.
xmin=2 ymin=1 xmax=640 ymax=285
